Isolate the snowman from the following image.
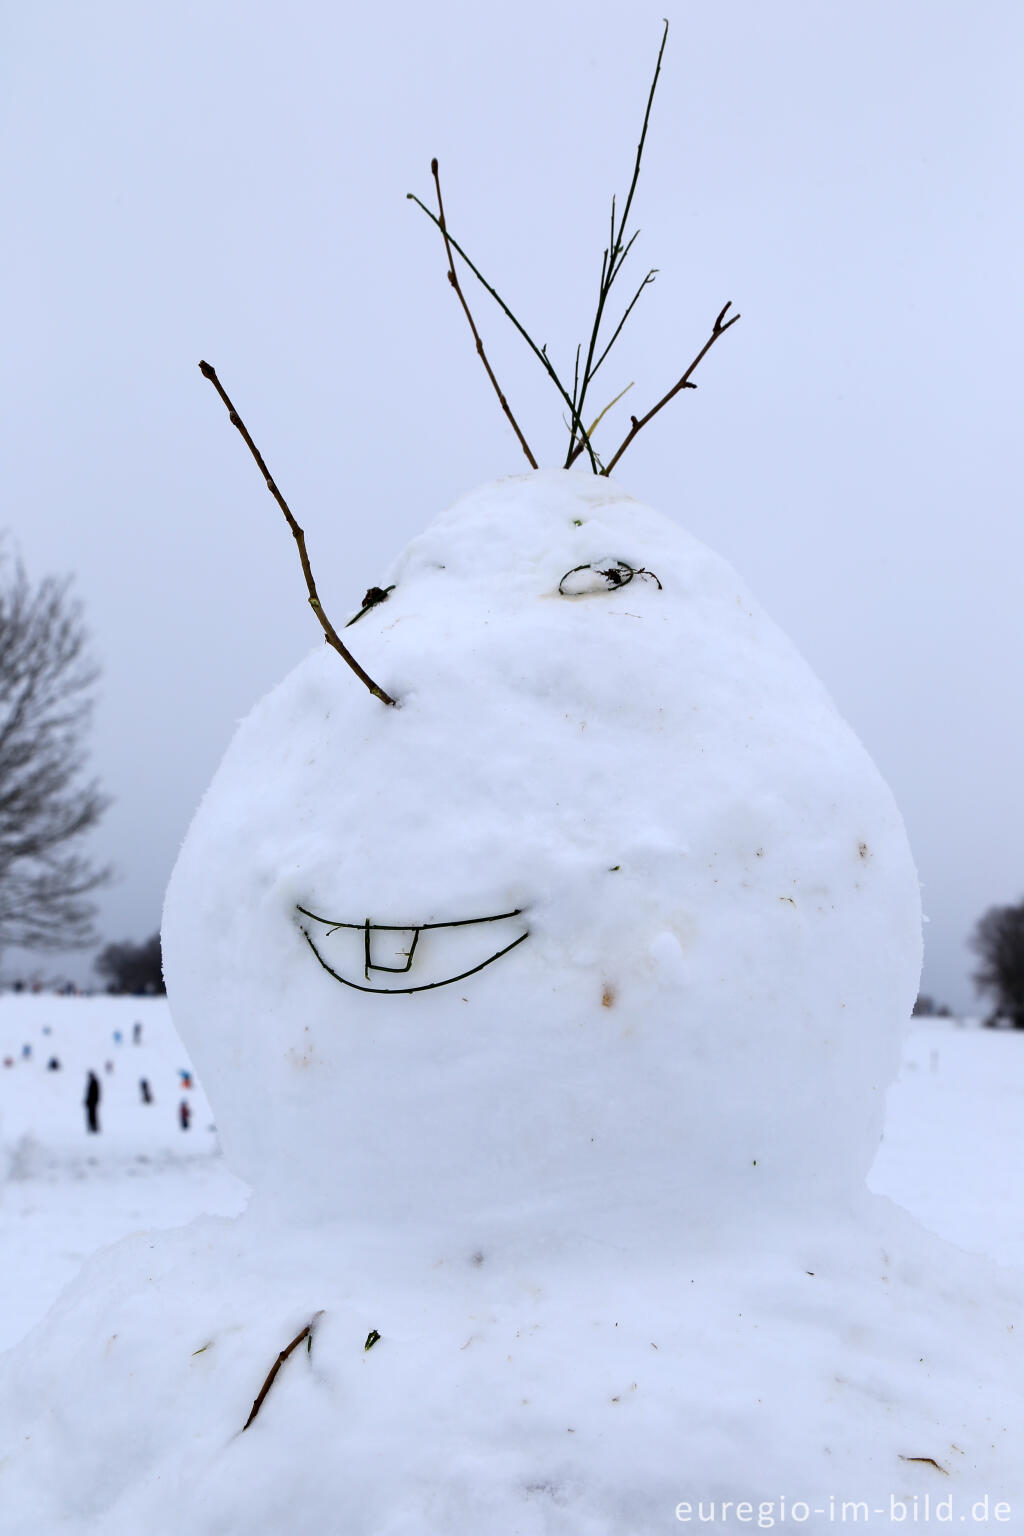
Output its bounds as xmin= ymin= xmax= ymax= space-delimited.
xmin=2 ymin=29 xmax=1022 ymax=1525
xmin=1 ymin=463 xmax=1022 ymax=1536
xmin=163 ymin=465 xmax=920 ymax=1242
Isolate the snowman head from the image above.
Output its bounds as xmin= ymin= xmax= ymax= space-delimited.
xmin=163 ymin=470 xmax=920 ymax=1241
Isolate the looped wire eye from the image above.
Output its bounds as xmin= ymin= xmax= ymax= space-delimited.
xmin=557 ymin=560 xmax=662 ymax=597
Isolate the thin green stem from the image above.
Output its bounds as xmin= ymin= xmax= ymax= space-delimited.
xmin=566 ymin=268 xmax=657 ymax=468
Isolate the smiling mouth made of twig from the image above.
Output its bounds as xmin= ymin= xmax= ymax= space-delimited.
xmin=296 ymin=905 xmax=530 ymax=994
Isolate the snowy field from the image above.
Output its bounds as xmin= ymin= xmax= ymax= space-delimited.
xmin=2 ymin=996 xmax=1022 ymax=1358
xmin=0 ymin=996 xmax=247 ymax=1353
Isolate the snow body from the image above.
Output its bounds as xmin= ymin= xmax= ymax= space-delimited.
xmin=2 ymin=1197 xmax=1023 ymax=1534
xmin=162 ymin=469 xmax=921 ymax=1236
xmin=4 ymin=472 xmax=1021 ymax=1534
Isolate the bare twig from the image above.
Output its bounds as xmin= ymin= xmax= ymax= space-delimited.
xmin=590 ymin=271 xmax=657 ymax=383
xmin=407 ymin=194 xmax=599 ymax=472
xmin=600 ymin=302 xmax=740 ymax=477
xmin=198 ymin=363 xmax=396 ymax=707
xmin=407 ymin=19 xmax=739 ymax=478
xmin=429 ymin=160 xmax=537 ymax=469
xmin=242 ymin=1311 xmax=324 ymax=1431
xmin=566 ymin=18 xmax=669 ymax=466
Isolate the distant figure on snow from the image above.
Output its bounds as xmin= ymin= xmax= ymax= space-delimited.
xmin=21 ymin=1043 xmax=31 ymax=1059
xmin=139 ymin=1078 xmax=152 ymax=1104
xmin=132 ymin=1021 xmax=143 ymax=1045
xmin=179 ymin=1070 xmax=193 ymax=1090
xmin=84 ymin=1072 xmax=101 ymax=1134
xmin=46 ymin=1056 xmax=61 ymax=1071
xmin=179 ymin=1099 xmax=191 ymax=1131
xmin=113 ymin=1030 xmax=122 ymax=1046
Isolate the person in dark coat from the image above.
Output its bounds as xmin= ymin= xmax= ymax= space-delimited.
xmin=84 ymin=1071 xmax=101 ymax=1134
xmin=179 ymin=1099 xmax=191 ymax=1131
xmin=139 ymin=1078 xmax=153 ymax=1104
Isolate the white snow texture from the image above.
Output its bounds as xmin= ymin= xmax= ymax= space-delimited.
xmin=3 ymin=472 xmax=1022 ymax=1535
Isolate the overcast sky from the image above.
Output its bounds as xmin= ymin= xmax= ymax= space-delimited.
xmin=1 ymin=0 xmax=1020 ymax=1010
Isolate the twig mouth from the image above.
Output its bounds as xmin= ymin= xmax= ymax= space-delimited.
xmin=296 ymin=904 xmax=529 ymax=994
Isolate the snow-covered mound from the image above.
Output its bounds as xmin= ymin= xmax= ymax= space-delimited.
xmin=3 ymin=471 xmax=1021 ymax=1534
xmin=163 ymin=470 xmax=921 ymax=1229
xmin=2 ymin=1198 xmax=1022 ymax=1533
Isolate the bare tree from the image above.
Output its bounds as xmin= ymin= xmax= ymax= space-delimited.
xmin=969 ymin=900 xmax=1024 ymax=1028
xmin=95 ymin=932 xmax=163 ymax=994
xmin=0 ymin=559 xmax=109 ymax=953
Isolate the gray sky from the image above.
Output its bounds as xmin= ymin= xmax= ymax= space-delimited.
xmin=1 ymin=0 xmax=1020 ymax=1011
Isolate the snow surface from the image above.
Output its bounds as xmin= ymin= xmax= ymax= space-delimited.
xmin=1 ymin=472 xmax=1020 ymax=1533
xmin=2 ymin=1009 xmax=1023 ymax=1532
xmin=0 ymin=996 xmax=247 ymax=1351
xmin=0 ymin=993 xmax=219 ymax=1175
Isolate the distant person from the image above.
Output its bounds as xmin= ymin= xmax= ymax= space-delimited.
xmin=132 ymin=1021 xmax=143 ymax=1045
xmin=179 ymin=1099 xmax=191 ymax=1131
xmin=21 ymin=1043 xmax=31 ymax=1059
xmin=113 ymin=1030 xmax=122 ymax=1045
xmin=179 ymin=1070 xmax=193 ymax=1090
xmin=139 ymin=1078 xmax=152 ymax=1104
xmin=104 ymin=1060 xmax=114 ymax=1074
xmin=2 ymin=1057 xmax=12 ymax=1069
xmin=84 ymin=1071 xmax=101 ymax=1134
xmin=46 ymin=1056 xmax=61 ymax=1071
xmin=42 ymin=1024 xmax=52 ymax=1035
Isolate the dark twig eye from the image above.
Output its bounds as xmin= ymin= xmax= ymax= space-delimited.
xmin=345 ymin=585 xmax=396 ymax=627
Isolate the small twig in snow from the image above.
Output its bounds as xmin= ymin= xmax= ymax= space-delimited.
xmin=242 ymin=1311 xmax=325 ymax=1432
